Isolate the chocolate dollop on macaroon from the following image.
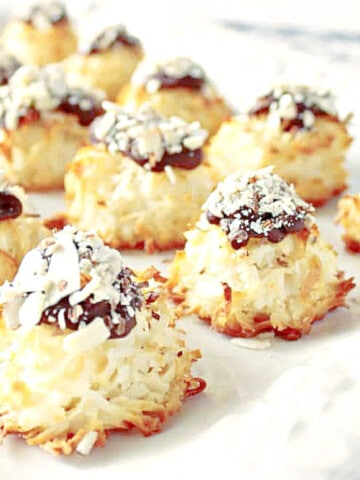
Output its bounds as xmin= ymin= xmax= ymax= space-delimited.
xmin=204 ymin=167 xmax=314 ymax=250
xmin=20 ymin=1 xmax=68 ymax=29
xmin=91 ymin=102 xmax=208 ymax=172
xmin=81 ymin=24 xmax=141 ymax=55
xmin=137 ymin=57 xmax=207 ymax=94
xmin=249 ymin=85 xmax=339 ymax=132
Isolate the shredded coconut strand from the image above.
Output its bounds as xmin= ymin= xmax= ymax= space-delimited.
xmin=93 ymin=102 xmax=207 ymax=167
xmin=76 ymin=431 xmax=98 ymax=456
xmin=164 ymin=165 xmax=177 ymax=184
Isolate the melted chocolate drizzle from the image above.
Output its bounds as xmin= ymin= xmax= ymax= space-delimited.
xmin=89 ymin=117 xmax=203 ymax=172
xmin=58 ymin=91 xmax=104 ymax=126
xmin=85 ymin=30 xmax=140 ymax=54
xmin=0 ymin=192 xmax=23 ymax=221
xmin=0 ymin=94 xmax=102 ymax=130
xmin=249 ymin=91 xmax=337 ymax=132
xmin=40 ymin=267 xmax=143 ymax=339
xmin=206 ymin=208 xmax=307 ymax=250
xmin=148 ymin=73 xmax=204 ymax=91
xmin=129 ymin=147 xmax=202 ymax=172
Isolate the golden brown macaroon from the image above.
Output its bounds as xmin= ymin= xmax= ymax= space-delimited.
xmin=0 ymin=64 xmax=104 ymax=191
xmin=207 ymin=86 xmax=352 ymax=206
xmin=65 ymin=24 xmax=144 ymax=101
xmin=117 ymin=57 xmax=232 ymax=137
xmin=168 ymin=168 xmax=354 ymax=340
xmin=0 ymin=226 xmax=205 ymax=455
xmin=64 ymin=102 xmax=214 ymax=252
xmin=336 ymin=193 xmax=360 ymax=253
xmin=0 ymin=174 xmax=49 ymax=284
xmin=2 ymin=1 xmax=76 ymax=66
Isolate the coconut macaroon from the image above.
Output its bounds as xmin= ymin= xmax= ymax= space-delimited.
xmin=65 ymin=24 xmax=144 ymax=101
xmin=0 ymin=174 xmax=49 ymax=284
xmin=64 ymin=102 xmax=214 ymax=252
xmin=0 ymin=64 xmax=104 ymax=190
xmin=2 ymin=1 xmax=76 ymax=66
xmin=336 ymin=194 xmax=360 ymax=253
xmin=207 ymin=86 xmax=352 ymax=206
xmin=117 ymin=57 xmax=232 ymax=137
xmin=0 ymin=226 xmax=205 ymax=455
xmin=169 ymin=168 xmax=354 ymax=340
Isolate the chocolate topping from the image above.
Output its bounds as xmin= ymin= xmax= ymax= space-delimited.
xmin=91 ymin=102 xmax=207 ymax=172
xmin=146 ymin=73 xmax=204 ymax=93
xmin=204 ymin=168 xmax=314 ymax=250
xmin=249 ymin=86 xmax=338 ymax=132
xmin=0 ymin=227 xmax=167 ymax=341
xmin=20 ymin=1 xmax=67 ymax=28
xmin=0 ymin=191 xmax=23 ymax=221
xmin=58 ymin=89 xmax=104 ymax=126
xmin=0 ymin=106 xmax=41 ymax=130
xmin=0 ymin=65 xmax=104 ymax=130
xmin=0 ymin=51 xmax=21 ymax=86
xmin=41 ymin=267 xmax=142 ymax=339
xmin=82 ymin=25 xmax=141 ymax=55
xmin=127 ymin=147 xmax=202 ymax=172
xmin=133 ymin=57 xmax=207 ymax=94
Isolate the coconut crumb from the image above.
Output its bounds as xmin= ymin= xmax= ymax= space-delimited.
xmin=164 ymin=165 xmax=177 ymax=184
xmin=231 ymin=335 xmax=272 ymax=350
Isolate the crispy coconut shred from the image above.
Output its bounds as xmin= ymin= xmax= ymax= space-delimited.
xmin=0 ymin=226 xmax=205 ymax=455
